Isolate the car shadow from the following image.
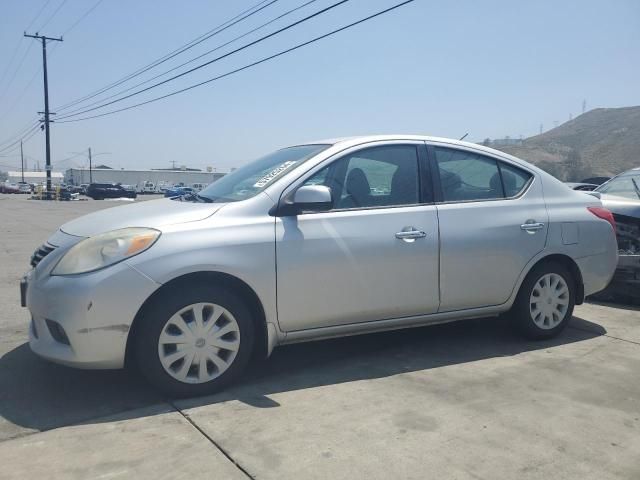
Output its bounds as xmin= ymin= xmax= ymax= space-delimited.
xmin=0 ymin=316 xmax=606 ymax=438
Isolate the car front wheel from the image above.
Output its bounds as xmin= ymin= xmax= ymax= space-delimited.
xmin=134 ymin=284 xmax=255 ymax=397
xmin=510 ymin=261 xmax=575 ymax=339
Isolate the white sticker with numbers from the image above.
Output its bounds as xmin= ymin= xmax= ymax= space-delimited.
xmin=253 ymin=161 xmax=298 ymax=188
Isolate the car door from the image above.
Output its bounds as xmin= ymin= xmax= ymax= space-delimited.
xmin=431 ymin=144 xmax=548 ymax=311
xmin=275 ymin=142 xmax=440 ymax=332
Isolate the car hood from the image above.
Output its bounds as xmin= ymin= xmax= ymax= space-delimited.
xmin=60 ymin=198 xmax=225 ymax=237
xmin=599 ymin=194 xmax=640 ymax=219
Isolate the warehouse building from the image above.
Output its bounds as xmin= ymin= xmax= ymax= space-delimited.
xmin=64 ymin=167 xmax=226 ymax=189
xmin=7 ymin=171 xmax=64 ymax=185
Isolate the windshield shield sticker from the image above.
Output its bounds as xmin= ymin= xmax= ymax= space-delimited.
xmin=253 ymin=161 xmax=298 ymax=188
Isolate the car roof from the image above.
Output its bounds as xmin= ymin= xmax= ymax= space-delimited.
xmin=292 ymin=134 xmax=539 ymax=171
xmin=299 ymin=134 xmax=517 ymax=157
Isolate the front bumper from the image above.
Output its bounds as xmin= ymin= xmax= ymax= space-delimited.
xmin=26 ymin=261 xmax=160 ymax=369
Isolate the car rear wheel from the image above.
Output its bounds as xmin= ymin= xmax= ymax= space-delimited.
xmin=134 ymin=284 xmax=255 ymax=397
xmin=510 ymin=261 xmax=575 ymax=339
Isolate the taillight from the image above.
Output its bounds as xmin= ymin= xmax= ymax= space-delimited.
xmin=587 ymin=206 xmax=616 ymax=233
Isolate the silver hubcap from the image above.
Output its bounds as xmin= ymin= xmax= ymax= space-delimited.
xmin=529 ymin=273 xmax=569 ymax=330
xmin=158 ymin=302 xmax=240 ymax=384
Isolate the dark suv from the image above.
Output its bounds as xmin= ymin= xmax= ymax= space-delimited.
xmin=86 ymin=183 xmax=137 ymax=200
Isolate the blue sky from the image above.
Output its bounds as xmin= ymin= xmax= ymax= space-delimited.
xmin=0 ymin=0 xmax=638 ymax=172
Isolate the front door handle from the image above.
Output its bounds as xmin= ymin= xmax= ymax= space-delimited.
xmin=395 ymin=228 xmax=427 ymax=241
xmin=520 ymin=221 xmax=545 ymax=233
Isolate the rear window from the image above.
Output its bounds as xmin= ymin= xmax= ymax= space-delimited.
xmin=434 ymin=147 xmax=532 ymax=202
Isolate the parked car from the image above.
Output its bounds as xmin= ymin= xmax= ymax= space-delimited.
xmin=1 ymin=182 xmax=19 ymax=193
xmin=22 ymin=135 xmax=618 ymax=397
xmin=86 ymin=183 xmax=137 ymax=200
xmin=138 ymin=181 xmax=157 ymax=194
xmin=594 ymin=167 xmax=640 ymax=301
xmin=565 ymin=182 xmax=598 ymax=191
xmin=156 ymin=181 xmax=171 ymax=193
xmin=163 ymin=186 xmax=194 ymax=197
xmin=581 ymin=176 xmax=611 ymax=186
xmin=17 ymin=182 xmax=32 ymax=194
xmin=67 ymin=185 xmax=84 ymax=194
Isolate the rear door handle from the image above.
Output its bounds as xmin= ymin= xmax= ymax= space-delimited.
xmin=395 ymin=228 xmax=427 ymax=241
xmin=520 ymin=221 xmax=545 ymax=232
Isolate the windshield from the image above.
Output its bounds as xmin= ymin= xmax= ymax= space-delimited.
xmin=199 ymin=144 xmax=329 ymax=202
xmin=596 ymin=171 xmax=640 ymax=200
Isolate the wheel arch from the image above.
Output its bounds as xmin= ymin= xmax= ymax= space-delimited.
xmin=124 ymin=271 xmax=269 ymax=368
xmin=520 ymin=253 xmax=585 ymax=305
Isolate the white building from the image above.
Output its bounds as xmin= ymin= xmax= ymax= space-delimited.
xmin=8 ymin=171 xmax=64 ymax=185
xmin=64 ymin=167 xmax=226 ymax=188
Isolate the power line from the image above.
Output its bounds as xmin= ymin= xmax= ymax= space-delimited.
xmin=54 ymin=0 xmax=279 ymax=112
xmin=25 ymin=0 xmax=53 ymax=31
xmin=58 ymin=0 xmax=320 ymax=116
xmin=0 ymin=1 xmax=102 ymax=120
xmin=57 ymin=0 xmax=416 ymax=124
xmin=0 ymin=0 xmax=51 ymax=89
xmin=36 ymin=0 xmax=68 ymax=32
xmin=0 ymin=43 xmax=35 ymax=105
xmin=61 ymin=0 xmax=104 ymax=36
xmin=56 ymin=0 xmax=352 ymax=120
xmin=0 ymin=120 xmax=40 ymax=149
xmin=0 ymin=124 xmax=41 ymax=155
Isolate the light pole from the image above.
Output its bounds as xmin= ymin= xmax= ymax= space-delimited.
xmin=71 ymin=150 xmax=111 ymax=184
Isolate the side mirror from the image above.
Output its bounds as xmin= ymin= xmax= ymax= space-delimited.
xmin=275 ymin=185 xmax=333 ymax=216
xmin=293 ymin=185 xmax=333 ymax=212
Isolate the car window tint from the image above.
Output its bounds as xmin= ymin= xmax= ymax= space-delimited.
xmin=304 ymin=145 xmax=420 ymax=209
xmin=435 ymin=147 xmax=504 ymax=202
xmin=498 ymin=162 xmax=532 ymax=197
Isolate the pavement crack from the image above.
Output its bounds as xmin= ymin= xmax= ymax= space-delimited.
xmin=168 ymin=400 xmax=255 ymax=480
xmin=569 ymin=325 xmax=640 ymax=346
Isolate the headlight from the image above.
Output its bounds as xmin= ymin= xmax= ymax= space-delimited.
xmin=52 ymin=228 xmax=160 ymax=276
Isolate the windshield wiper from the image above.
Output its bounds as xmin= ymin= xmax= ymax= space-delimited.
xmin=632 ymin=178 xmax=640 ymax=199
xmin=182 ymin=193 xmax=213 ymax=203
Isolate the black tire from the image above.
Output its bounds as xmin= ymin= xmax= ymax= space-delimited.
xmin=134 ymin=284 xmax=255 ymax=397
xmin=510 ymin=261 xmax=575 ymax=340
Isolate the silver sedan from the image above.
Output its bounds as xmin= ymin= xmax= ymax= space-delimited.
xmin=22 ymin=135 xmax=618 ymax=396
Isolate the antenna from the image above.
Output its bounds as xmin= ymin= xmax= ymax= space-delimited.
xmin=459 ymin=133 xmax=468 ymax=141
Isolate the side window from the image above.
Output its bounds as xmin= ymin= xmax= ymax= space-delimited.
xmin=302 ymin=145 xmax=420 ymax=209
xmin=435 ymin=147 xmax=503 ymax=201
xmin=498 ymin=162 xmax=532 ymax=197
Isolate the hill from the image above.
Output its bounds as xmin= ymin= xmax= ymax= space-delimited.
xmin=491 ymin=106 xmax=640 ymax=181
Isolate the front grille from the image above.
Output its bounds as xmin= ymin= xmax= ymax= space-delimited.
xmin=30 ymin=243 xmax=56 ymax=268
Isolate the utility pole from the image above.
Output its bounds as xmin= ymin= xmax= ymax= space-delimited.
xmin=88 ymin=147 xmax=93 ymax=183
xmin=20 ymin=140 xmax=25 ymax=183
xmin=24 ymin=32 xmax=63 ymax=199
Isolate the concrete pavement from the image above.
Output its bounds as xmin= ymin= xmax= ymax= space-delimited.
xmin=1 ymin=194 xmax=638 ymax=479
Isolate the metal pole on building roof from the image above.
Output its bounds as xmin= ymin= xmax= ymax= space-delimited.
xmin=20 ymin=141 xmax=24 ymax=183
